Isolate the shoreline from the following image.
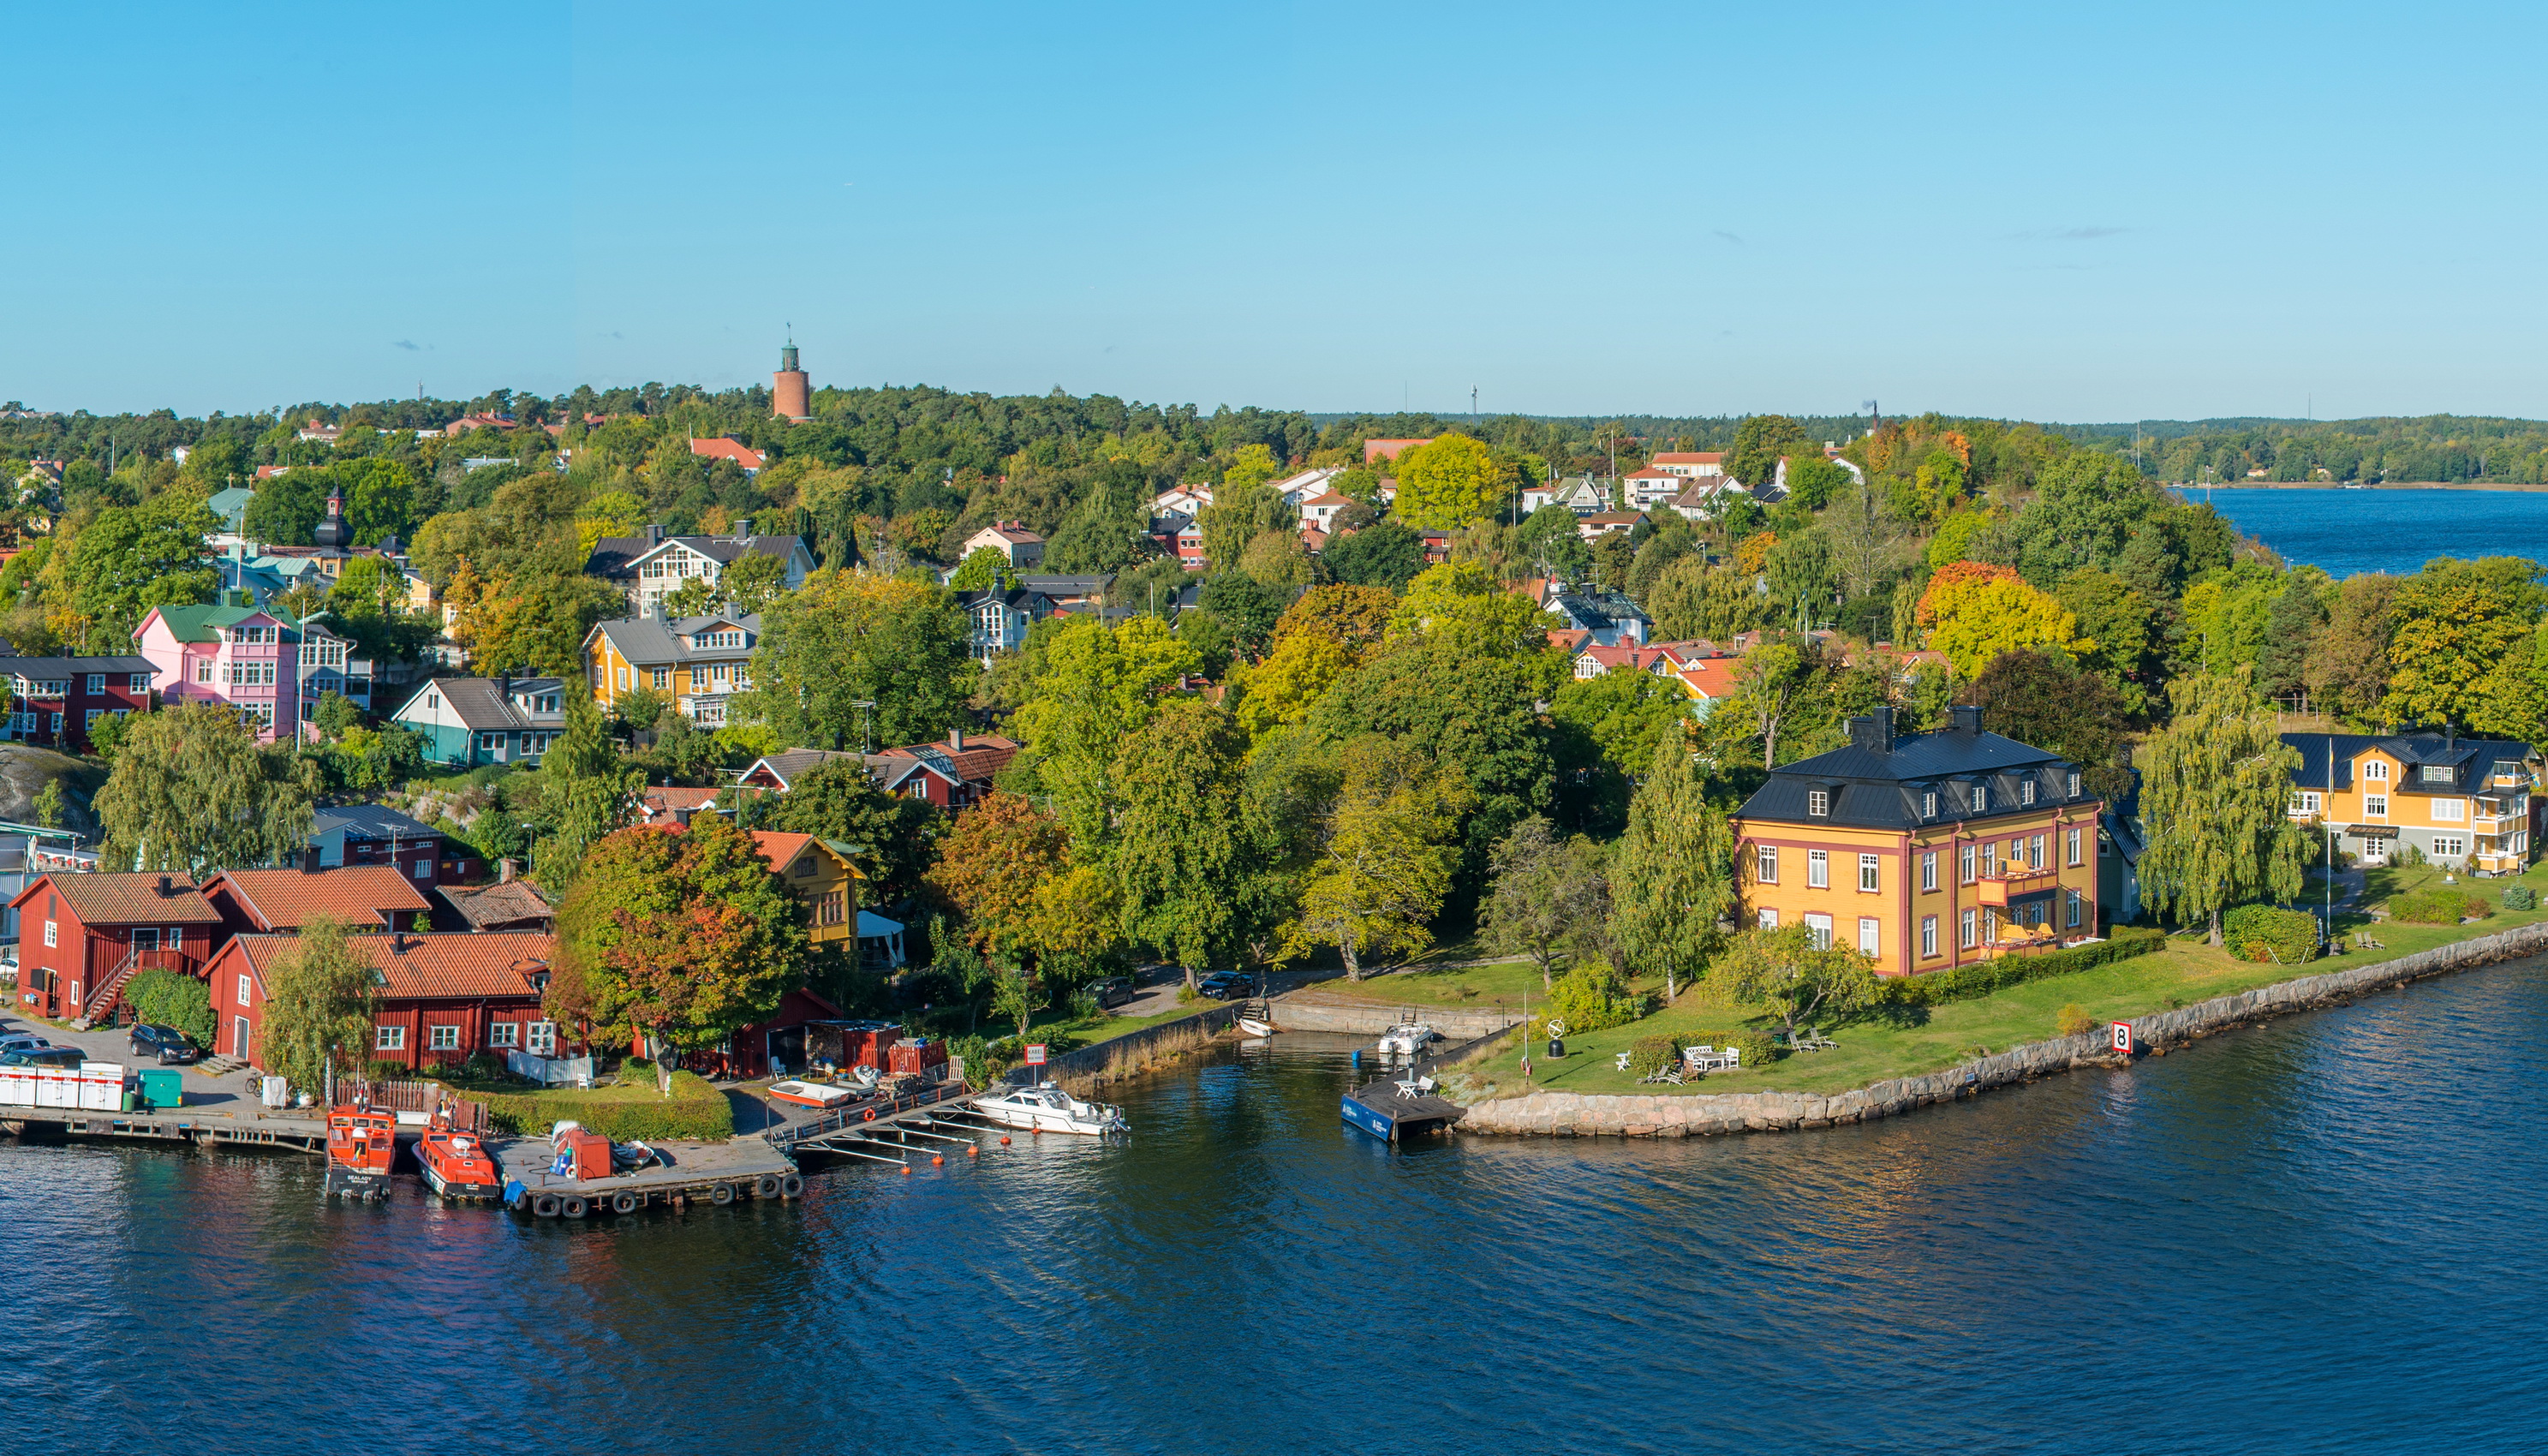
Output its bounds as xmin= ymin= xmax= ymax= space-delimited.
xmin=1447 ymin=921 xmax=2548 ymax=1137
xmin=2175 ymin=480 xmax=2548 ymax=493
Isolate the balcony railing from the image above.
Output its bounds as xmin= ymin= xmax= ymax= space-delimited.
xmin=1975 ymin=865 xmax=2061 ymax=907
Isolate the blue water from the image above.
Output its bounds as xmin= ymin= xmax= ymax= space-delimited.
xmin=7 ymin=962 xmax=2548 ymax=1454
xmin=2195 ymin=486 xmax=2548 ymax=576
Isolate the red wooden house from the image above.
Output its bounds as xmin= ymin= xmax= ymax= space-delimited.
xmin=209 ymin=929 xmax=557 ymax=1070
xmin=9 ymin=874 xmax=224 ymax=1023
xmin=199 ymin=864 xmax=435 ymax=938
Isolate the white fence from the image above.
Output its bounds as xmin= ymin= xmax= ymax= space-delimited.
xmin=505 ymin=1049 xmax=594 ymax=1087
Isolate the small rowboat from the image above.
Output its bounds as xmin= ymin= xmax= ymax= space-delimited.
xmin=767 ymin=1078 xmax=863 ymax=1109
xmin=1235 ymin=1015 xmax=1277 ymax=1037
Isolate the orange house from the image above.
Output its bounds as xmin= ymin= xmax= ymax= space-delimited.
xmin=1731 ymin=706 xmax=2105 ymax=976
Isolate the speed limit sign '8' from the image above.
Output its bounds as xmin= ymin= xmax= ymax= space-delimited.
xmin=2110 ymin=1021 xmax=2134 ymax=1055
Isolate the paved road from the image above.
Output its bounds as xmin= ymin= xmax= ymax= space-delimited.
xmin=2 ymin=1007 xmax=275 ymax=1117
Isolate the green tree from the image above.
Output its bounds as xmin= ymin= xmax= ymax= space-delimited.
xmin=1728 ymin=414 xmax=1811 ymax=490
xmin=532 ymin=685 xmax=644 ymax=890
xmin=1609 ymin=737 xmax=1738 ymax=1000
xmin=2380 ymin=557 xmax=2548 ymax=736
xmin=551 ymin=816 xmax=808 ymax=1054
xmin=1299 ymin=642 xmax=1551 ymax=865
xmin=1005 ymin=616 xmax=1197 ymax=846
xmin=95 ymin=702 xmax=316 ymax=873
xmin=949 ymin=546 xmax=1015 ymax=593
xmin=1323 ymin=519 xmax=1426 ymax=593
xmin=925 ymin=791 xmax=1072 ymax=969
xmin=1966 ymin=649 xmax=2133 ymax=801
xmin=990 ymin=961 xmax=1037 ymax=1041
xmin=259 ymin=916 xmax=377 ymax=1096
xmin=1476 ymin=815 xmax=1611 ymax=990
xmin=32 ymin=779 xmax=61 ymax=829
xmin=1276 ymin=736 xmax=1471 ymax=980
xmin=67 ymin=492 xmax=221 ymax=637
xmin=1710 ymin=922 xmax=1880 ymax=1042
xmin=741 ymin=569 xmax=978 ymax=752
xmin=1107 ymin=701 xmax=1265 ymax=988
xmin=718 ymin=552 xmax=790 ymax=613
xmin=2138 ymin=669 xmax=2312 ymax=945
xmin=1391 ymin=434 xmax=1501 ymax=529
xmin=313 ymin=690 xmax=360 ymax=741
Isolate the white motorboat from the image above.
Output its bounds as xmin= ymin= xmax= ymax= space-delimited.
xmin=1235 ymin=1015 xmax=1277 ymax=1037
xmin=969 ymin=1083 xmax=1129 ymax=1137
xmin=1376 ymin=1022 xmax=1436 ymax=1056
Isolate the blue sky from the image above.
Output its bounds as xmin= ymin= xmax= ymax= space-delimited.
xmin=9 ymin=2 xmax=2545 ymax=422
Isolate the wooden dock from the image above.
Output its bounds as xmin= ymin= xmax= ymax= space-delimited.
xmin=492 ymin=1133 xmax=804 ymax=1217
xmin=0 ymin=1106 xmax=329 ymax=1155
xmin=1341 ymin=1079 xmax=1465 ymax=1141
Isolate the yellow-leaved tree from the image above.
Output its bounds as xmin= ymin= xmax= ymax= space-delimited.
xmin=1925 ymin=573 xmax=2094 ymax=680
xmin=1391 ymin=434 xmax=1502 ymax=528
xmin=1277 ymin=737 xmax=1472 ymax=980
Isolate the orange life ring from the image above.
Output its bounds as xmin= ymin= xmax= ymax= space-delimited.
xmin=863 ymin=1109 xmax=876 ymax=1122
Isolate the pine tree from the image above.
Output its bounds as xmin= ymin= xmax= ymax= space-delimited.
xmin=1610 ymin=737 xmax=1737 ymax=1000
xmin=2139 ymin=668 xmax=2312 ymax=944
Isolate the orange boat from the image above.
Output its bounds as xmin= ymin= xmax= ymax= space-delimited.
xmin=325 ymin=1101 xmax=397 ymax=1201
xmin=417 ymin=1114 xmax=503 ymax=1201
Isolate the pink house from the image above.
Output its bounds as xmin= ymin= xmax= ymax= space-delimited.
xmin=134 ymin=600 xmax=302 ymax=743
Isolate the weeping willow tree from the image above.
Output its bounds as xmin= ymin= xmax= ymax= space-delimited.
xmin=2138 ymin=668 xmax=2312 ymax=945
xmin=95 ymin=702 xmax=317 ymax=874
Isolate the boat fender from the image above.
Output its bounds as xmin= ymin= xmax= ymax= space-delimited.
xmin=781 ymin=1173 xmax=804 ymax=1197
xmin=710 ymin=1183 xmax=736 ymax=1206
xmin=611 ymin=1190 xmax=639 ymax=1214
xmin=561 ymin=1196 xmax=588 ymax=1218
xmin=755 ymin=1174 xmax=783 ymax=1199
xmin=533 ymin=1194 xmax=560 ymax=1218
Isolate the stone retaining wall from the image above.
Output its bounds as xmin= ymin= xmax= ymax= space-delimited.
xmin=1454 ymin=921 xmax=2548 ymax=1138
xmin=1269 ymin=996 xmax=1519 ymax=1040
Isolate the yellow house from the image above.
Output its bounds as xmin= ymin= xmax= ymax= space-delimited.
xmin=583 ymin=611 xmax=759 ymax=727
xmin=2285 ymin=730 xmax=2539 ymax=875
xmin=1731 ymin=706 xmax=2106 ymax=976
xmin=748 ymin=831 xmax=862 ymax=945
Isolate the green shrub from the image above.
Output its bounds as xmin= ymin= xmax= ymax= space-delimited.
xmin=1626 ymin=1034 xmax=1683 ymax=1077
xmin=2056 ymin=1003 xmax=2097 ymax=1037
xmin=2505 ymin=884 xmax=2537 ymax=911
xmin=1883 ymin=926 xmax=2166 ymax=1006
xmin=124 ymin=970 xmax=215 ymax=1047
xmin=2222 ymin=904 xmax=2322 ymax=964
xmin=470 ymin=1071 xmax=734 ymax=1141
xmin=1545 ymin=959 xmax=1648 ymax=1036
xmin=1686 ymin=1029 xmax=1781 ymax=1070
xmin=2389 ymin=890 xmax=2490 ymax=925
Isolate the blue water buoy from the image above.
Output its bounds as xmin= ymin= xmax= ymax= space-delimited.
xmin=1352 ymin=1049 xmax=1360 ymax=1069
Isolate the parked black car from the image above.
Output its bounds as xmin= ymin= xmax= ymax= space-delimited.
xmin=1196 ymin=971 xmax=1253 ymax=1000
xmin=1092 ymin=976 xmax=1137 ymax=1009
xmin=128 ymin=1024 xmax=200 ymax=1065
xmin=0 ymin=1046 xmax=85 ymax=1069
xmin=0 ymin=1030 xmax=51 ymax=1055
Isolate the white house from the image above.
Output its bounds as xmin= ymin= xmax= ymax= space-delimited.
xmin=1268 ymin=466 xmax=1345 ymax=506
xmin=1668 ymin=479 xmax=1753 ymax=521
xmin=963 ymin=521 xmax=1045 ymax=568
xmin=1647 ymin=451 xmax=1727 ymax=480
xmin=1622 ymin=467 xmax=1688 ymax=510
xmin=1152 ymin=485 xmax=1214 ymax=517
xmin=584 ymin=526 xmax=814 ymax=615
xmin=1299 ymin=491 xmax=1354 ymax=532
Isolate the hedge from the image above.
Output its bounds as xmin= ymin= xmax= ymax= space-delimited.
xmin=1688 ymin=1029 xmax=1781 ymax=1069
xmin=124 ymin=970 xmax=216 ymax=1047
xmin=2389 ymin=889 xmax=2491 ymax=925
xmin=1882 ymin=926 xmax=2167 ymax=1007
xmin=471 ymin=1070 xmax=734 ymax=1141
xmin=2223 ymin=904 xmax=2321 ymax=965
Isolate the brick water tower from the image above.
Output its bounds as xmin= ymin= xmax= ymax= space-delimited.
xmin=773 ymin=341 xmax=811 ymax=421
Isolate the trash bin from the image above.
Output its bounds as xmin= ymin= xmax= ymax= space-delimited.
xmin=139 ymin=1069 xmax=183 ymax=1110
xmin=1548 ymin=1037 xmax=1566 ymax=1059
xmin=121 ymin=1087 xmax=138 ymax=1113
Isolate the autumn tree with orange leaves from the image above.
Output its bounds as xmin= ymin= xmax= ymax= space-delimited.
xmin=550 ymin=815 xmax=807 ymax=1054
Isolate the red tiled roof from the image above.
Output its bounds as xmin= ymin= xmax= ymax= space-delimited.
xmin=234 ymin=930 xmax=553 ymax=1001
xmin=206 ymin=866 xmax=434 ymax=931
xmin=1363 ymin=438 xmax=1433 ymax=462
xmin=641 ymin=785 xmax=723 ymax=823
xmin=11 ymin=873 xmax=222 ymax=925
xmin=1679 ymin=659 xmax=1742 ymax=697
xmin=1546 ymin=628 xmax=1593 ymax=656
xmin=437 ymin=880 xmax=556 ymax=931
xmin=1650 ymin=451 xmax=1725 ymax=466
xmin=689 ymin=437 xmax=767 ymax=470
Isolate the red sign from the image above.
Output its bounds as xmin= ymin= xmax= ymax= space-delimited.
xmin=1024 ymin=1044 xmax=1047 ymax=1065
xmin=2110 ymin=1021 xmax=2134 ymax=1055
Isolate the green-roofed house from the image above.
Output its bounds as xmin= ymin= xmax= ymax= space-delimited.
xmin=134 ymin=600 xmax=303 ymax=743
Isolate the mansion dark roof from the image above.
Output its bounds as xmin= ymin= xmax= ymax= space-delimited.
xmin=2284 ymin=731 xmax=2539 ymax=797
xmin=1735 ymin=706 xmax=2097 ymax=832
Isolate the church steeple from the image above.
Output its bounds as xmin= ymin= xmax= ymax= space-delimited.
xmin=314 ymin=481 xmax=350 ymax=552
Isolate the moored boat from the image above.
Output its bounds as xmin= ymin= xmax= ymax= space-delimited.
xmin=417 ymin=1119 xmax=504 ymax=1201
xmin=1375 ymin=1022 xmax=1435 ymax=1057
xmin=325 ymin=1101 xmax=397 ymax=1201
xmin=1235 ymin=1015 xmax=1277 ymax=1037
xmin=969 ymin=1083 xmax=1128 ymax=1137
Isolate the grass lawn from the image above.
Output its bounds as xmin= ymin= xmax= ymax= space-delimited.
xmin=1459 ymin=858 xmax=2548 ymax=1101
xmin=1308 ymin=958 xmax=1572 ymax=1011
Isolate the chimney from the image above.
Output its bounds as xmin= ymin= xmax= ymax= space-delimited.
xmin=1847 ymin=707 xmax=1895 ymax=755
xmin=732 ymin=518 xmax=751 ymax=539
xmin=647 ymin=523 xmax=664 ymax=544
xmin=301 ymin=847 xmax=320 ymax=873
xmin=156 ymin=874 xmax=172 ymax=898
xmin=498 ymin=856 xmax=516 ymax=883
xmin=1952 ymin=704 xmax=1984 ymax=735
xmin=948 ymin=727 xmax=965 ymax=752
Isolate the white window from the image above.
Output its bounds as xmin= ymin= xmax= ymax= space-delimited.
xmin=1859 ymin=916 xmax=1880 ymax=955
xmin=2421 ymin=764 xmax=2453 ymax=785
xmin=489 ymin=1022 xmax=519 ymax=1047
xmin=618 ymin=667 xmax=631 ymax=691
xmin=2432 ymin=836 xmax=2466 ymax=858
xmin=1757 ymin=907 xmax=1779 ymax=929
xmin=1804 ymin=912 xmax=1833 ymax=951
xmin=2366 ymin=794 xmax=2388 ymax=820
xmin=1960 ymin=907 xmax=1978 ymax=948
xmin=2067 ymin=889 xmax=2084 ymax=928
xmin=43 ymin=919 xmax=56 ymax=947
xmin=84 ymin=674 xmax=103 ymax=695
xmin=2067 ymin=826 xmax=2084 ymax=867
xmin=128 ymin=672 xmax=149 ymax=693
xmin=194 ymin=658 xmax=213 ymax=683
xmin=1922 ymin=791 xmax=1938 ymax=820
xmin=413 ymin=859 xmax=433 ymax=880
xmin=1859 ymin=853 xmax=1880 ymax=892
xmin=2362 ymin=759 xmax=2390 ymax=782
xmin=427 ymin=1025 xmax=460 ymax=1051
xmin=237 ymin=974 xmax=253 ymax=1007
xmin=1960 ymin=844 xmax=1976 ymax=883
xmin=2291 ymin=791 xmax=2321 ymax=815
xmin=1921 ymin=915 xmax=1939 ymax=958
xmin=652 ymin=667 xmax=671 ymax=689
xmin=1807 ymin=850 xmax=1829 ymax=888
xmin=2067 ymin=772 xmax=2081 ymax=798
xmin=2030 ymin=834 xmax=2047 ymax=868
xmin=1920 ymin=851 xmax=1938 ymax=892
xmin=375 ymin=1025 xmax=406 ymax=1051
xmin=1972 ymin=783 xmax=1988 ymax=813
xmin=2432 ymin=798 xmax=2466 ymax=822
xmin=2021 ymin=779 xmax=2038 ymax=805
xmin=528 ymin=1022 xmax=558 ymax=1054
xmin=1807 ymin=789 xmax=1829 ymax=816
xmin=480 ymin=732 xmax=504 ymax=752
xmin=1983 ymin=842 xmax=2000 ymax=877
xmin=1757 ymin=845 xmax=1778 ymax=884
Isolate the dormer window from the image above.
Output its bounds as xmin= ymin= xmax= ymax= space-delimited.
xmin=2067 ymin=771 xmax=2081 ymax=798
xmin=2021 ymin=779 xmax=2038 ymax=806
xmin=2420 ymin=765 xmax=2453 ymax=785
xmin=2362 ymin=760 xmax=2390 ymax=783
xmin=1971 ymin=783 xmax=1988 ymax=813
xmin=1921 ymin=791 xmax=1937 ymax=820
xmin=1808 ymin=789 xmax=1830 ymax=817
